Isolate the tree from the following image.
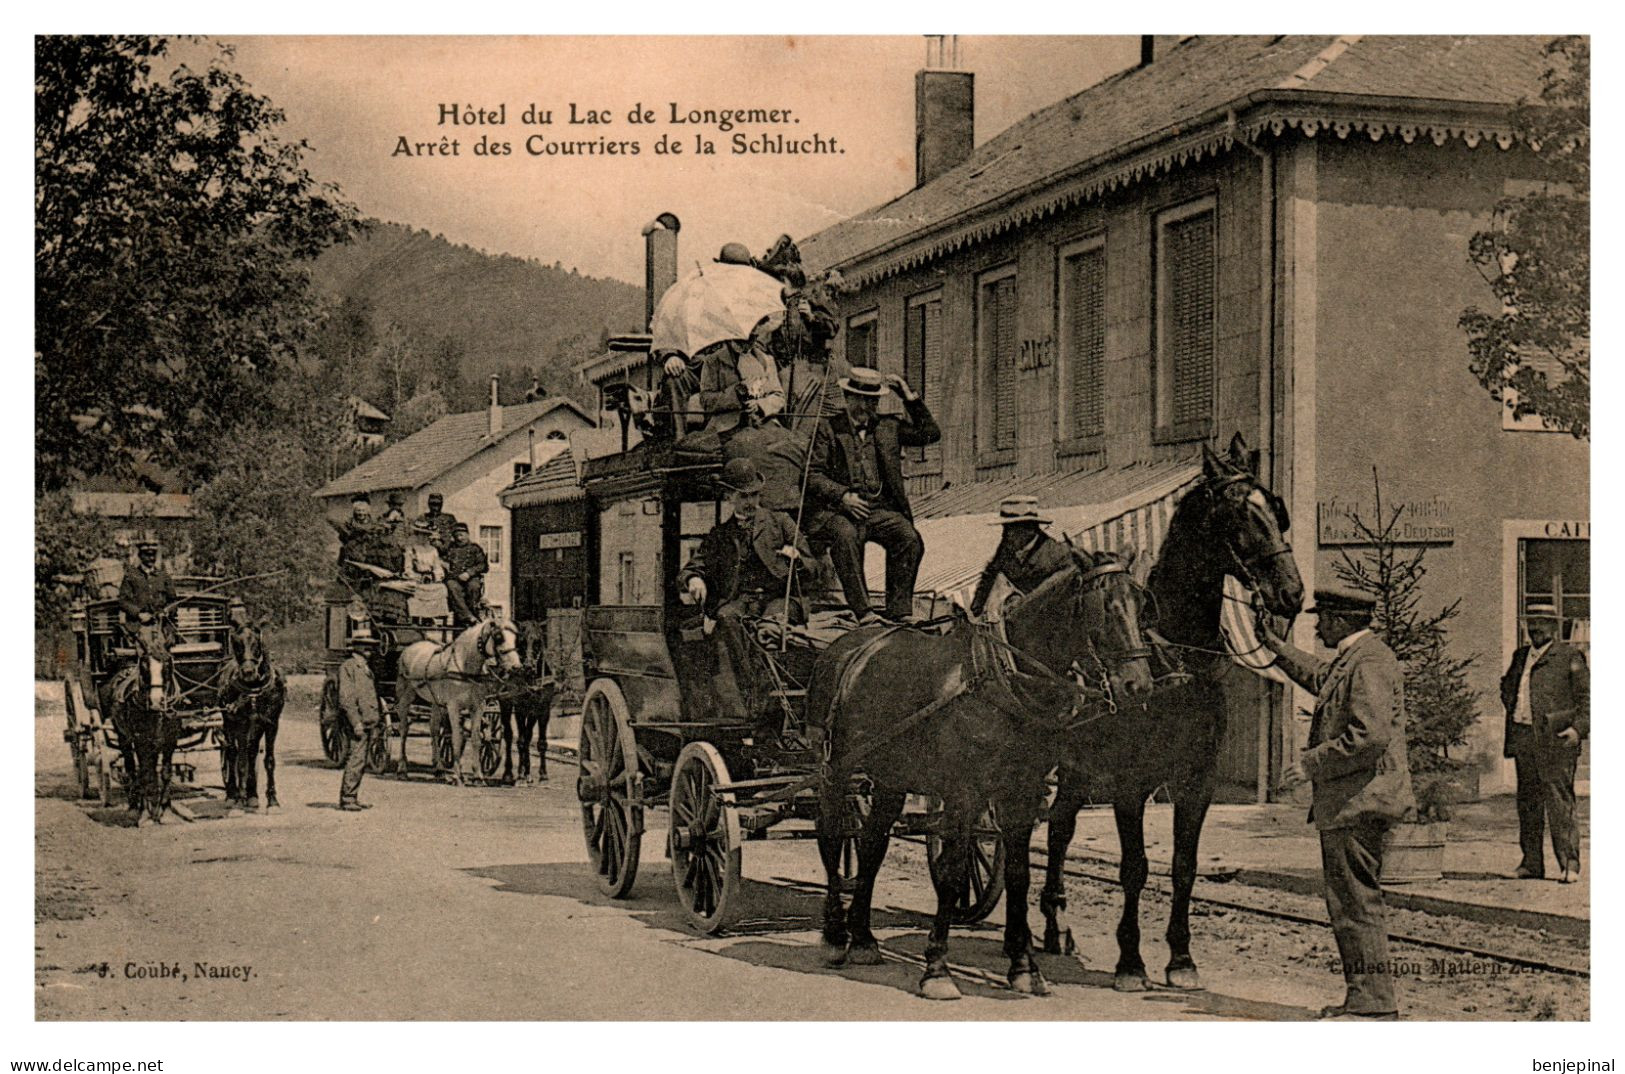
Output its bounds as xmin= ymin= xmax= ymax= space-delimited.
xmin=36 ymin=36 xmax=359 ymax=491
xmin=1331 ymin=471 xmax=1481 ymax=821
xmin=1460 ymin=36 xmax=1589 ymax=438
xmin=187 ymin=426 xmax=332 ymax=627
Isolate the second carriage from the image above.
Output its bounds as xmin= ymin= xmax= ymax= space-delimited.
xmin=572 ymin=438 xmax=1006 ymax=934
xmin=317 ymin=580 xmax=508 ymax=779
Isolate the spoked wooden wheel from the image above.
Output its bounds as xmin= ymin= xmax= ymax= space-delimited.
xmin=477 ymin=706 xmax=504 ymax=779
xmin=927 ymin=802 xmax=1007 ymax=925
xmin=63 ymin=677 xmax=91 ymax=799
xmin=576 ymin=680 xmax=642 ymax=898
xmin=669 ymin=742 xmax=744 ymax=934
xmin=433 ymin=717 xmax=456 ymax=773
xmin=318 ymin=680 xmax=347 ymax=765
xmin=365 ymin=726 xmax=391 ymax=774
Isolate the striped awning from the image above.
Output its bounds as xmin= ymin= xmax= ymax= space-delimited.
xmin=868 ymin=462 xmax=1202 ymax=609
xmin=864 ymin=459 xmax=1288 ymax=685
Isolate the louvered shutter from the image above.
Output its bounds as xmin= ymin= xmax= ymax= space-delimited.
xmin=991 ymin=277 xmax=1018 ymax=451
xmin=1066 ymin=247 xmax=1106 ymax=437
xmin=1165 ymin=210 xmax=1215 ymax=426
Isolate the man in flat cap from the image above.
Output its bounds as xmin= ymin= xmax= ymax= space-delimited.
xmin=444 ymin=522 xmax=490 ymax=627
xmin=805 ymin=367 xmax=940 ymax=624
xmin=1501 ymin=602 xmax=1589 ymax=883
xmin=679 ymin=458 xmax=814 ymax=723
xmin=969 ymin=497 xmax=1074 ymax=619
xmin=1260 ymin=586 xmax=1414 ymax=1021
xmin=413 ymin=493 xmax=460 ymax=555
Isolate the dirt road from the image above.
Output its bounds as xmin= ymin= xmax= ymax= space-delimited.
xmin=34 ymin=682 xmax=1586 ymax=1021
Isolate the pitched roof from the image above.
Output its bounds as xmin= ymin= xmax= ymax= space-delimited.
xmin=497 ymin=441 xmax=582 ymax=507
xmin=315 ymin=397 xmax=592 ymax=498
xmin=802 ymin=35 xmax=1554 ymax=279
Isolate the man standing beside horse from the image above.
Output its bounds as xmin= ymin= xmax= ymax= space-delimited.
xmin=337 ymin=627 xmax=383 ymax=811
xmin=805 ymin=367 xmax=939 ymax=625
xmin=1261 ymin=587 xmax=1414 ymax=1021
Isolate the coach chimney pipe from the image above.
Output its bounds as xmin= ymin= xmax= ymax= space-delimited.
xmin=642 ymin=213 xmax=682 ymax=331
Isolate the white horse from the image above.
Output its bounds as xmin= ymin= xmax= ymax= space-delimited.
xmin=394 ymin=617 xmax=522 ymax=784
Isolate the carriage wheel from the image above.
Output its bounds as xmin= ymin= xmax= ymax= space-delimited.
xmin=927 ymin=802 xmax=1007 ymax=925
xmin=63 ymin=678 xmax=91 ymax=799
xmin=576 ymin=680 xmax=642 ymax=898
xmin=477 ymin=706 xmax=504 ymax=779
xmin=433 ymin=717 xmax=456 ymax=773
xmin=365 ymin=727 xmax=392 ymax=774
xmin=318 ymin=679 xmax=347 ymax=766
xmin=669 ymin=742 xmax=744 ymax=935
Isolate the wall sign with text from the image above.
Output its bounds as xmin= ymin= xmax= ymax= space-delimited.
xmin=1317 ymin=495 xmax=1455 ymax=545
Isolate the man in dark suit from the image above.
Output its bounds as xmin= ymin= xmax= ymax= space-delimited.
xmin=969 ymin=497 xmax=1074 ymax=619
xmin=444 ymin=523 xmax=490 ymax=626
xmin=1501 ymin=602 xmax=1589 ymax=883
xmin=118 ymin=538 xmax=176 ymax=627
xmin=805 ymin=367 xmax=940 ymax=624
xmin=1261 ymin=587 xmax=1415 ymax=1021
xmin=679 ymin=458 xmax=815 ymax=722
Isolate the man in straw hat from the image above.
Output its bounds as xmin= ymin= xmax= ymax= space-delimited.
xmin=969 ymin=497 xmax=1074 ymax=619
xmin=1259 ymin=586 xmax=1414 ymax=1020
xmin=678 ymin=458 xmax=814 ymax=723
xmin=805 ymin=367 xmax=939 ymax=625
xmin=1501 ymin=601 xmax=1588 ymax=883
xmin=337 ymin=619 xmax=382 ymax=810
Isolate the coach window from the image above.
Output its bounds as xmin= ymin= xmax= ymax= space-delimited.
xmin=845 ymin=310 xmax=878 ymax=369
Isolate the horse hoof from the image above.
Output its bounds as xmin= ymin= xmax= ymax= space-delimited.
xmin=822 ymin=943 xmax=849 ymax=967
xmin=846 ymin=942 xmax=884 ymax=966
xmin=1165 ymin=966 xmax=1202 ymax=991
xmin=1113 ymin=972 xmax=1151 ymax=993
xmin=265 ymin=801 xmax=280 ymax=812
xmin=1010 ymin=970 xmax=1050 ymax=997
xmin=247 ymin=798 xmax=260 ymax=810
xmin=919 ymin=975 xmax=962 ymax=1001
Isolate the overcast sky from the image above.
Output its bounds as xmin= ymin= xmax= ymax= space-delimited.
xmin=217 ymin=36 xmax=1144 ymax=285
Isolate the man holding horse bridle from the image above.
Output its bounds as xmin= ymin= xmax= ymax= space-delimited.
xmin=679 ymin=457 xmax=814 ymax=725
xmin=1260 ymin=586 xmax=1414 ymax=1021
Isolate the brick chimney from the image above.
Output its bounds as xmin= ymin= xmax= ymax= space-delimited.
xmin=642 ymin=212 xmax=681 ymax=330
xmin=488 ymin=374 xmax=502 ymax=438
xmin=915 ymin=35 xmax=973 ymax=188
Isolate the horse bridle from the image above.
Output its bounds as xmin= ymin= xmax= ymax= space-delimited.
xmin=1205 ymin=474 xmax=1294 ymax=590
xmin=480 ymin=621 xmax=521 ymax=674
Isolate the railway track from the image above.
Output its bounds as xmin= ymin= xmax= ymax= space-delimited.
xmin=547 ymin=748 xmax=1587 ymax=980
xmin=896 ymin=834 xmax=1590 ymax=980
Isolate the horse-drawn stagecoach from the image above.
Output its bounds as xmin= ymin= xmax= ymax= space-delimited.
xmin=61 ymin=584 xmax=238 ymax=808
xmin=571 ymin=436 xmax=1011 ymax=934
xmin=317 ymin=580 xmax=510 ymax=780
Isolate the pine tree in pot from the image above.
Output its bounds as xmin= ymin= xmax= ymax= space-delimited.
xmin=1331 ymin=470 xmax=1481 ymax=884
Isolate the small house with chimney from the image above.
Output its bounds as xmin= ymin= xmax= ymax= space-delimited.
xmin=315 ymin=376 xmax=595 ymax=619
xmin=800 ymin=35 xmax=1585 ymax=799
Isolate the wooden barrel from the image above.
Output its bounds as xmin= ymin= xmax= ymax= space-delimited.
xmin=1381 ymin=820 xmax=1446 ymax=884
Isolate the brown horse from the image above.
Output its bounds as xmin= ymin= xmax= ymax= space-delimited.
xmin=497 ymin=620 xmax=557 ymax=783
xmin=808 ymin=548 xmax=1154 ymax=999
xmin=221 ymin=623 xmax=287 ymax=811
xmin=1039 ymin=434 xmax=1304 ymax=992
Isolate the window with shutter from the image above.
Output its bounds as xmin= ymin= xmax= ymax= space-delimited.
xmin=845 ymin=314 xmax=877 ymax=369
xmin=977 ymin=266 xmax=1018 ymax=455
xmin=1155 ymin=198 xmax=1216 ymax=435
xmin=1060 ymin=240 xmax=1106 ymax=440
xmin=904 ymin=292 xmax=944 ymax=467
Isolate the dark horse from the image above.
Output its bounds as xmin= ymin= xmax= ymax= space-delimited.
xmin=497 ymin=620 xmax=557 ymax=784
xmin=1039 ymin=434 xmax=1304 ymax=992
xmin=809 ymin=548 xmax=1154 ymax=999
xmin=106 ymin=635 xmax=178 ymax=824
xmin=221 ymin=623 xmax=288 ymax=811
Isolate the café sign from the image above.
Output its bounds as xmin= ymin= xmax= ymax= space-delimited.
xmin=1317 ymin=495 xmax=1455 ymax=546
